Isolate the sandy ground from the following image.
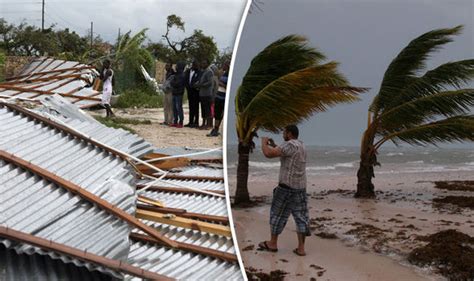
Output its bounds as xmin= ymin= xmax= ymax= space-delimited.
xmin=88 ymin=105 xmax=222 ymax=149
xmin=229 ymin=170 xmax=474 ymax=280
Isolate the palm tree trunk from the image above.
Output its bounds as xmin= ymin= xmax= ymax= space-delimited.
xmin=356 ymin=154 xmax=376 ymax=198
xmin=234 ymin=142 xmax=251 ymax=204
xmin=355 ymin=130 xmax=376 ymax=198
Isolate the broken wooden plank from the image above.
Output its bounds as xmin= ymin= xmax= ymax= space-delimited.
xmin=136 ymin=185 xmax=224 ymax=197
xmin=138 ymin=195 xmax=164 ymax=208
xmin=137 ymin=204 xmax=229 ymax=225
xmin=136 ymin=209 xmax=232 ymax=237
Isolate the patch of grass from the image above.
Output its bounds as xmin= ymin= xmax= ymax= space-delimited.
xmin=115 ymin=88 xmax=163 ymax=108
xmin=96 ymin=116 xmax=152 ymax=125
xmin=94 ymin=116 xmax=136 ymax=134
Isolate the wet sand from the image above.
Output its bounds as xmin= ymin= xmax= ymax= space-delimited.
xmin=89 ymin=106 xmax=222 ymax=149
xmin=229 ymin=170 xmax=474 ymax=280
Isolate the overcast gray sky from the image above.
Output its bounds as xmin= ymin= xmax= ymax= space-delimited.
xmin=0 ymin=0 xmax=247 ymax=49
xmin=228 ymin=0 xmax=474 ymax=147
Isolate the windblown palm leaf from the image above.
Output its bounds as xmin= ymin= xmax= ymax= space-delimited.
xmin=356 ymin=25 xmax=474 ymax=198
xmin=370 ymin=26 xmax=463 ymax=115
xmin=236 ymin=35 xmax=326 ymax=113
xmin=236 ymin=35 xmax=365 ymax=144
xmin=378 ymin=115 xmax=474 ymax=147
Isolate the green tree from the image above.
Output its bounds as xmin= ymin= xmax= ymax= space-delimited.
xmin=234 ymin=35 xmax=366 ymax=204
xmin=356 ymin=26 xmax=474 ymax=198
xmin=160 ymin=14 xmax=218 ymax=62
xmin=113 ymin=29 xmax=154 ymax=93
xmin=0 ymin=49 xmax=5 ymax=82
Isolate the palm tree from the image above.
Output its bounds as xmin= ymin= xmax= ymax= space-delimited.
xmin=234 ymin=35 xmax=367 ymax=204
xmin=356 ymin=26 xmax=474 ymax=198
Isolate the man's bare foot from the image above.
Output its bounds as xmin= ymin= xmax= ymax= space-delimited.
xmin=293 ymin=248 xmax=306 ymax=256
xmin=257 ymin=241 xmax=278 ymax=252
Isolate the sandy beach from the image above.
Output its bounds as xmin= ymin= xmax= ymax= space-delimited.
xmin=88 ymin=105 xmax=222 ymax=149
xmin=229 ymin=166 xmax=474 ymax=280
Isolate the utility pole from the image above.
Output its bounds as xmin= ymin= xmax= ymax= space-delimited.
xmin=117 ymin=28 xmax=121 ymax=42
xmin=41 ymin=0 xmax=45 ymax=31
xmin=90 ymin=21 xmax=93 ymax=49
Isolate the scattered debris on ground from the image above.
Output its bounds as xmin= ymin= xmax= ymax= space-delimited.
xmin=433 ymin=196 xmax=474 ymax=210
xmin=315 ymin=231 xmax=338 ymax=239
xmin=246 ymin=267 xmax=288 ymax=281
xmin=434 ymin=181 xmax=474 ymax=192
xmin=408 ymin=229 xmax=474 ymax=280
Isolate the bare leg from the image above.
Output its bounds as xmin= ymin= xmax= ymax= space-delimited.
xmin=296 ymin=232 xmax=306 ymax=255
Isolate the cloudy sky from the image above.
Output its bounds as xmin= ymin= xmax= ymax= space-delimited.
xmin=228 ymin=0 xmax=474 ymax=147
xmin=0 ymin=0 xmax=247 ymax=50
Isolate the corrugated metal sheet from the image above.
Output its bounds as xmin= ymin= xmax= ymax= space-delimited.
xmin=0 ymin=57 xmax=102 ymax=108
xmin=126 ymin=240 xmax=242 ymax=281
xmin=38 ymin=95 xmax=154 ymax=158
xmin=0 ymin=98 xmax=243 ymax=280
xmin=146 ymin=178 xmax=225 ymax=192
xmin=0 ymin=245 xmax=116 ymax=281
xmin=0 ymin=103 xmax=135 ymax=278
xmin=168 ymin=166 xmax=224 ymax=178
xmin=135 ymin=223 xmax=234 ymax=254
xmin=153 ymin=147 xmax=223 ymax=160
xmin=139 ymin=190 xmax=228 ymax=217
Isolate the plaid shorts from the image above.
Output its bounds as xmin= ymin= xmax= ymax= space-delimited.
xmin=270 ymin=184 xmax=311 ymax=236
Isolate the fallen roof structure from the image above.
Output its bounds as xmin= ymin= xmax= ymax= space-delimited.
xmin=0 ymin=96 xmax=243 ymax=280
xmin=0 ymin=57 xmax=102 ymax=108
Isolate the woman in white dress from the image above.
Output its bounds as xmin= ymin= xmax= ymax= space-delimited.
xmin=100 ymin=59 xmax=115 ymax=117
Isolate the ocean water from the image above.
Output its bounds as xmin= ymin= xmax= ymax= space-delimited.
xmin=226 ymin=145 xmax=474 ymax=177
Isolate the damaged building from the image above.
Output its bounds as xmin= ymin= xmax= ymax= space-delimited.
xmin=0 ymin=58 xmax=243 ymax=280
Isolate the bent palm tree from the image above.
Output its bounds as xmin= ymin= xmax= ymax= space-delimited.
xmin=234 ymin=35 xmax=367 ymax=204
xmin=356 ymin=26 xmax=474 ymax=198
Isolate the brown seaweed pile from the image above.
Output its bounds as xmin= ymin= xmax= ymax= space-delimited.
xmin=408 ymin=229 xmax=474 ymax=280
xmin=433 ymin=196 xmax=474 ymax=210
xmin=434 ymin=181 xmax=474 ymax=192
xmin=246 ymin=267 xmax=288 ymax=281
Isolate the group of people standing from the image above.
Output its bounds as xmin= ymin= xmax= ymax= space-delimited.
xmin=161 ymin=58 xmax=229 ymax=137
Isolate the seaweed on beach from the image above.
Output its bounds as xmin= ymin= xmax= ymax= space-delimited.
xmin=408 ymin=229 xmax=474 ymax=280
xmin=434 ymin=181 xmax=474 ymax=192
xmin=246 ymin=268 xmax=288 ymax=281
xmin=433 ymin=196 xmax=474 ymax=210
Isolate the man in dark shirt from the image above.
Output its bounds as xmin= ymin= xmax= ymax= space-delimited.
xmin=170 ymin=61 xmax=186 ymax=128
xmin=184 ymin=60 xmax=201 ymax=128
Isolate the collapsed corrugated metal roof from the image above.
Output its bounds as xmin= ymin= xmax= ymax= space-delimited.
xmin=0 ymin=57 xmax=102 ymax=108
xmin=0 ymin=97 xmax=243 ymax=280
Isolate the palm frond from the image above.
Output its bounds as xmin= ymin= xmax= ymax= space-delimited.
xmin=380 ymin=89 xmax=474 ymax=132
xmin=378 ymin=115 xmax=474 ymax=147
xmin=385 ymin=59 xmax=474 ymax=109
xmin=238 ymin=63 xmax=366 ymax=142
xmin=370 ymin=26 xmax=463 ymax=114
xmin=236 ymin=35 xmax=325 ymax=112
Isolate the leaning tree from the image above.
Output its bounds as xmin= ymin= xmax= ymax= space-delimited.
xmin=234 ymin=35 xmax=366 ymax=204
xmin=356 ymin=26 xmax=474 ymax=198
